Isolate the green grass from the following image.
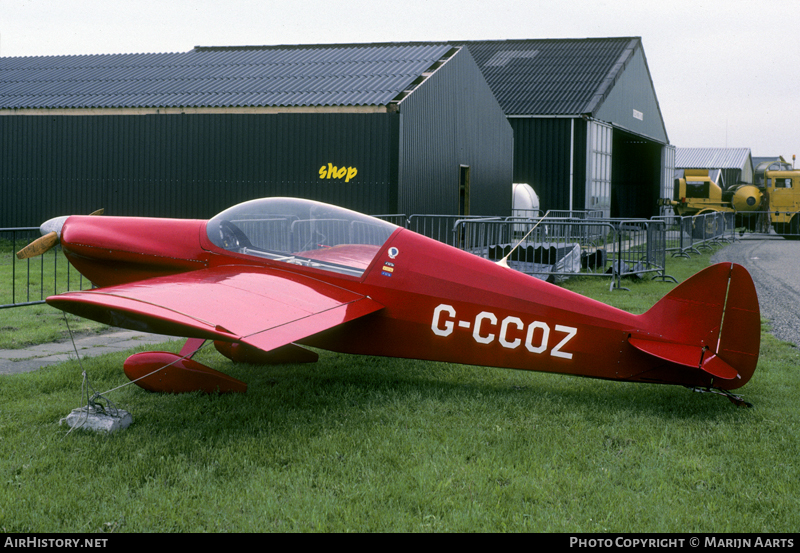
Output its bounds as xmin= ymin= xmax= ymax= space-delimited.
xmin=1 ymin=248 xmax=798 ymax=532
xmin=0 ymin=304 xmax=109 ymax=349
xmin=0 ymin=245 xmax=107 ymax=348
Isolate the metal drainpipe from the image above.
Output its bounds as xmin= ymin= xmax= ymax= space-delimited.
xmin=569 ymin=118 xmax=575 ymax=212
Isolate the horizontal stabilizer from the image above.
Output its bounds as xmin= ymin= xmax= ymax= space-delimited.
xmin=628 ymin=337 xmax=737 ymax=380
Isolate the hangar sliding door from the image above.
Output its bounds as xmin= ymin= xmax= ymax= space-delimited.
xmin=586 ymin=120 xmax=613 ymax=218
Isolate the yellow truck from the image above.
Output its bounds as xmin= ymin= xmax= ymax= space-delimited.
xmin=752 ymin=158 xmax=800 ymax=237
xmin=660 ymin=160 xmax=800 ymax=239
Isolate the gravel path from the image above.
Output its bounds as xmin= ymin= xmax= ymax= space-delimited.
xmin=711 ymin=237 xmax=800 ymax=348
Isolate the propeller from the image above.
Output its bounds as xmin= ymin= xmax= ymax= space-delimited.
xmin=16 ymin=209 xmax=104 ymax=260
xmin=16 ymin=231 xmax=60 ymax=259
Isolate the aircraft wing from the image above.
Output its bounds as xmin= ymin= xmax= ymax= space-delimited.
xmin=47 ymin=265 xmax=384 ymax=353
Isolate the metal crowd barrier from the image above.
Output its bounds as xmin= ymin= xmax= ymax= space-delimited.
xmin=605 ymin=219 xmax=676 ymax=291
xmin=542 ymin=210 xmax=605 ymax=220
xmin=732 ymin=210 xmax=800 ymax=240
xmin=372 ymin=214 xmax=409 ymax=228
xmin=655 ymin=208 xmax=800 ymax=259
xmin=406 ymin=214 xmax=499 ymax=243
xmin=450 ymin=217 xmax=675 ymax=290
xmin=654 ymin=212 xmax=737 ymax=258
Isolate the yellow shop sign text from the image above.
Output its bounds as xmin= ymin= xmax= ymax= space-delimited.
xmin=319 ymin=163 xmax=358 ymax=183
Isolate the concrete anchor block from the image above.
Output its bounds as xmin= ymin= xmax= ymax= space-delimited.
xmin=60 ymin=406 xmax=133 ymax=433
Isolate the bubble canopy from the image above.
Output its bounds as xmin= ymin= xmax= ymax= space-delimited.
xmin=207 ymin=198 xmax=399 ymax=277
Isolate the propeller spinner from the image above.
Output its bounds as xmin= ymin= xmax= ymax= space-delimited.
xmin=16 ymin=209 xmax=104 ymax=259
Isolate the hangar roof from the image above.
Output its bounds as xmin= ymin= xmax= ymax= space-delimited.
xmin=676 ymin=147 xmax=752 ymax=169
xmin=0 ymin=43 xmax=455 ymax=110
xmin=452 ymin=37 xmax=669 ymax=144
xmin=676 ymin=147 xmax=754 ymax=186
xmin=457 ymin=37 xmax=644 ymax=116
xmin=0 ymin=37 xmax=668 ymax=142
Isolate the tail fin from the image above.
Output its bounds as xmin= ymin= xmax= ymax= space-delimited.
xmin=629 ymin=263 xmax=760 ymax=390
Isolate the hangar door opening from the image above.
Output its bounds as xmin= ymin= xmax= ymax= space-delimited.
xmin=610 ymin=127 xmax=664 ymax=219
xmin=586 ymin=121 xmax=613 ymax=218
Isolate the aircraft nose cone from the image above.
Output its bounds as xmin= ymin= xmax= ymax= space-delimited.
xmin=40 ymin=215 xmax=69 ymax=239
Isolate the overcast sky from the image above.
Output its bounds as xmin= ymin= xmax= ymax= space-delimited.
xmin=3 ymin=0 xmax=799 ymax=163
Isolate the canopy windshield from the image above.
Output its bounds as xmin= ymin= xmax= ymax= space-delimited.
xmin=207 ymin=198 xmax=398 ymax=277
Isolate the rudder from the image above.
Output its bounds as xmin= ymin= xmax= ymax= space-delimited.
xmin=715 ymin=263 xmax=760 ymax=388
xmin=632 ymin=263 xmax=760 ymax=389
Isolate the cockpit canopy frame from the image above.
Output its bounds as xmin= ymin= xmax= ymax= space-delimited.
xmin=207 ymin=198 xmax=398 ymax=277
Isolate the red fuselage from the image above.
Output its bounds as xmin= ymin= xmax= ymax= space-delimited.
xmin=55 ymin=212 xmax=755 ymax=391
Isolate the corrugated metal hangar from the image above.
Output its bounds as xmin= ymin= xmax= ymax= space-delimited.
xmin=0 ymin=37 xmax=672 ymax=226
xmin=0 ymin=44 xmax=513 ymax=226
xmin=457 ymin=37 xmax=673 ymax=219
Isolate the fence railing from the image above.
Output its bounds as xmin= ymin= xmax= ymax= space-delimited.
xmin=654 ymin=209 xmax=800 ymax=259
xmin=1 ymin=227 xmax=91 ymax=309
xmin=733 ymin=210 xmax=800 ymax=240
xmin=406 ymin=214 xmax=500 ymax=244
xmin=654 ymin=212 xmax=737 ymax=258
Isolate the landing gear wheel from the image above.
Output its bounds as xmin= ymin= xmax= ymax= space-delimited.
xmin=692 ymin=214 xmax=718 ymax=239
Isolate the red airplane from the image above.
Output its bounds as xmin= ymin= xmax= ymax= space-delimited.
xmin=18 ymin=197 xmax=760 ymax=406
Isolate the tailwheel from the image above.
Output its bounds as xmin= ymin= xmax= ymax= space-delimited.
xmin=688 ymin=386 xmax=753 ymax=408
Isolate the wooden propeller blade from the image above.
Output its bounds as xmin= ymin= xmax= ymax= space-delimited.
xmin=15 ymin=209 xmax=100 ymax=260
xmin=16 ymin=231 xmax=59 ymax=259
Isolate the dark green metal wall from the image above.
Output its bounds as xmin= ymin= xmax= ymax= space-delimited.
xmin=1 ymin=113 xmax=399 ymax=227
xmin=398 ymin=49 xmax=514 ymax=216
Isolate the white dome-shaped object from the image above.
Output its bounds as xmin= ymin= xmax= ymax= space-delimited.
xmin=512 ymin=183 xmax=539 ymax=217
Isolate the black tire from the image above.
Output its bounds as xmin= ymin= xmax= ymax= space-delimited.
xmin=692 ymin=214 xmax=718 ymax=239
